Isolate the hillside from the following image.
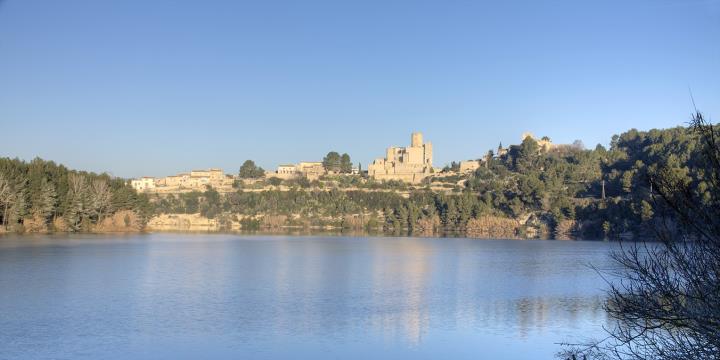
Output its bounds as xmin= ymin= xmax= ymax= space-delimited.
xmin=142 ymin=123 xmax=709 ymax=239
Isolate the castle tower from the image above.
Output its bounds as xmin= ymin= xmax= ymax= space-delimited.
xmin=386 ymin=147 xmax=395 ymax=162
xmin=368 ymin=132 xmax=433 ymax=183
xmin=423 ymin=141 xmax=433 ymax=166
xmin=411 ymin=132 xmax=423 ymax=148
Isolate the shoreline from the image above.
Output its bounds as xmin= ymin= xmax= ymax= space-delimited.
xmin=0 ymin=227 xmax=611 ymax=241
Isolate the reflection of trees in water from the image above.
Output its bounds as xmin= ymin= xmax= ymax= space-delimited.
xmin=512 ymin=296 xmax=608 ymax=339
xmin=128 ymin=236 xmax=611 ymax=346
xmin=261 ymin=238 xmax=610 ymax=345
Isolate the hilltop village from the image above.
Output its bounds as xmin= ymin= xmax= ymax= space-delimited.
xmin=130 ymin=132 xmax=546 ymax=193
xmin=126 ymin=131 xmax=596 ymax=237
xmin=5 ymin=124 xmax=699 ymax=241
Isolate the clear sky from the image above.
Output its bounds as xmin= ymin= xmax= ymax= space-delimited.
xmin=0 ymin=0 xmax=718 ymax=178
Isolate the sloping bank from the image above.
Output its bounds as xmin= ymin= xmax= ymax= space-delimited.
xmin=144 ymin=213 xmax=581 ymax=239
xmin=3 ymin=212 xmax=581 ymax=239
xmin=2 ymin=210 xmax=145 ymax=234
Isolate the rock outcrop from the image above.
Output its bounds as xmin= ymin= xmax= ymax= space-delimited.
xmin=466 ymin=216 xmax=521 ymax=239
xmin=145 ymin=213 xmax=240 ymax=232
xmin=93 ymin=210 xmax=144 ymax=232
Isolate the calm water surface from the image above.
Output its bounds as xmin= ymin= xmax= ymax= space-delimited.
xmin=0 ymin=234 xmax=615 ymax=359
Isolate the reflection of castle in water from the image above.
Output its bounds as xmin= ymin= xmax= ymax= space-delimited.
xmin=130 ymin=237 xmax=611 ymax=347
xmin=369 ymin=238 xmax=431 ymax=345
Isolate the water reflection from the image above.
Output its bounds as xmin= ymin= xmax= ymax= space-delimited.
xmin=0 ymin=234 xmax=614 ymax=359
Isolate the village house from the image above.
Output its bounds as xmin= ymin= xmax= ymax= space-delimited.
xmin=275 ymin=164 xmax=298 ymax=179
xmin=131 ymin=168 xmax=233 ymax=193
xmin=297 ymin=162 xmax=325 ymax=180
xmin=130 ymin=177 xmax=156 ymax=191
xmin=273 ymin=161 xmax=326 ymax=180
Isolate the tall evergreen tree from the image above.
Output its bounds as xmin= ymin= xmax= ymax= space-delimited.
xmin=340 ymin=153 xmax=352 ymax=173
xmin=323 ymin=152 xmax=342 ymax=172
xmin=239 ymin=160 xmax=265 ymax=179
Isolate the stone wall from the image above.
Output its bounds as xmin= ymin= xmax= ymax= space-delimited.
xmin=368 ymin=132 xmax=433 ymax=184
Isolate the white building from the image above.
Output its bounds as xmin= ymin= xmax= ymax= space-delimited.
xmin=131 ymin=177 xmax=156 ymax=191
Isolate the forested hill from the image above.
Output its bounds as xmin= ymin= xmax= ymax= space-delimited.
xmin=0 ymin=122 xmax=713 ymax=239
xmin=149 ymin=123 xmax=712 ymax=240
xmin=581 ymin=125 xmax=704 ymax=237
xmin=468 ymin=124 xmax=705 ymax=239
xmin=0 ymin=158 xmax=151 ymax=233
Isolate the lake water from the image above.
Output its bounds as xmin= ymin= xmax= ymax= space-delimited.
xmin=0 ymin=234 xmax=616 ymax=359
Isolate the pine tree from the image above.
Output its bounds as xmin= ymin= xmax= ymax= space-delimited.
xmin=64 ymin=173 xmax=88 ymax=231
xmin=0 ymin=174 xmax=12 ymax=228
xmin=33 ymin=178 xmax=57 ymax=220
xmin=322 ymin=152 xmax=342 ymax=173
xmin=89 ymin=179 xmax=111 ymax=222
xmin=7 ymin=182 xmax=28 ymax=228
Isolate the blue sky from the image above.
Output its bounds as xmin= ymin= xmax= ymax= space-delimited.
xmin=1 ymin=0 xmax=718 ymax=178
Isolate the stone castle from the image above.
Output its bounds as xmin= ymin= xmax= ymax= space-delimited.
xmin=368 ymin=132 xmax=433 ymax=183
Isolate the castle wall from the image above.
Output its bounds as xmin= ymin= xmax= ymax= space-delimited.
xmin=459 ymin=160 xmax=480 ymax=173
xmin=406 ymin=146 xmax=423 ymax=164
xmin=424 ymin=142 xmax=433 ymax=165
xmin=369 ymin=132 xmax=434 ymax=184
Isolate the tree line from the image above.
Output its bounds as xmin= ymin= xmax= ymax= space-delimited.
xmin=0 ymin=157 xmax=151 ymax=232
